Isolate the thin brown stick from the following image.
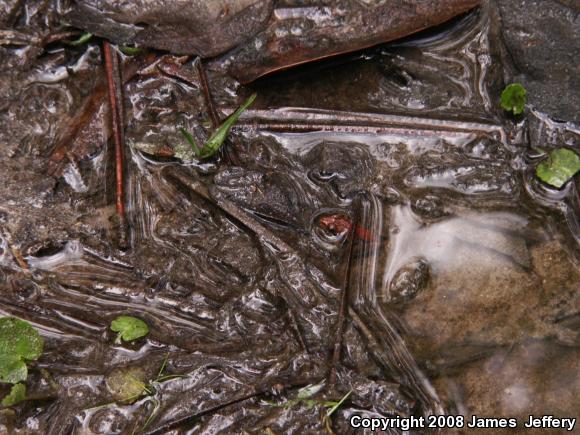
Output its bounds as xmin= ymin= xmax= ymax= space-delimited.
xmin=10 ymin=246 xmax=29 ymax=270
xmin=328 ymin=218 xmax=356 ymax=385
xmin=48 ymin=53 xmax=156 ymax=177
xmin=42 ymin=31 xmax=84 ymax=46
xmin=195 ymin=58 xmax=247 ymax=163
xmin=47 ymin=81 xmax=106 ymax=176
xmin=195 ymin=58 xmax=220 ymax=128
xmin=103 ymin=41 xmax=127 ymax=245
xmin=286 ymin=308 xmax=308 ymax=353
xmin=144 ymin=376 xmax=322 ymax=435
xmin=156 ymin=56 xmax=196 ymax=85
xmin=0 ymin=29 xmax=40 ymax=46
xmin=0 ymin=224 xmax=29 ymax=270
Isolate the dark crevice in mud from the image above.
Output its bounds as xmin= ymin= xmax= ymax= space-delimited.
xmin=0 ymin=0 xmax=579 ymax=434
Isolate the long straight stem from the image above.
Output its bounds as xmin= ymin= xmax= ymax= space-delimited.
xmin=103 ymin=41 xmax=127 ymax=245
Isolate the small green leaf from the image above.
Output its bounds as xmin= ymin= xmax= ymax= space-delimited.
xmin=64 ymin=32 xmax=93 ymax=46
xmin=0 ymin=355 xmax=27 ymax=384
xmin=110 ymin=316 xmax=149 ymax=342
xmin=500 ymin=83 xmax=527 ymax=115
xmin=0 ymin=317 xmax=44 ymax=361
xmin=0 ymin=317 xmax=44 ymax=384
xmin=1 ymin=383 xmax=26 ymax=407
xmin=536 ymin=148 xmax=580 ymax=189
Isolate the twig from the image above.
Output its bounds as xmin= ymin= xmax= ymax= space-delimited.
xmin=47 ymin=80 xmax=107 ymax=176
xmin=0 ymin=29 xmax=82 ymax=48
xmin=0 ymin=224 xmax=29 ymax=270
xmin=194 ymin=58 xmax=220 ymax=128
xmin=144 ymin=376 xmax=322 ymax=434
xmin=229 ymin=108 xmax=506 ymax=142
xmin=42 ymin=31 xmax=85 ymax=46
xmin=144 ymin=391 xmax=258 ymax=434
xmin=328 ymin=216 xmax=356 ymax=385
xmin=0 ymin=29 xmax=40 ymax=46
xmin=155 ymin=56 xmax=196 ymax=85
xmin=194 ymin=58 xmax=247 ymax=164
xmin=48 ymin=53 xmax=157 ymax=176
xmin=285 ymin=308 xmax=308 ymax=353
xmin=11 ymin=249 xmax=28 ymax=270
xmin=103 ymin=41 xmax=128 ymax=247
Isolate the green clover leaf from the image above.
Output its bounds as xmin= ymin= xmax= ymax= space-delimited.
xmin=110 ymin=316 xmax=149 ymax=343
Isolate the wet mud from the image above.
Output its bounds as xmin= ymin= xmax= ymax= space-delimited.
xmin=0 ymin=0 xmax=579 ymax=434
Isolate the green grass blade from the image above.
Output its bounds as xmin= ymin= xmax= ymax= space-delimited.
xmin=64 ymin=32 xmax=93 ymax=46
xmin=119 ymin=46 xmax=143 ymax=56
xmin=179 ymin=128 xmax=200 ymax=156
xmin=156 ymin=353 xmax=169 ymax=380
xmin=326 ymin=390 xmax=352 ymax=418
xmin=198 ymin=93 xmax=256 ymax=158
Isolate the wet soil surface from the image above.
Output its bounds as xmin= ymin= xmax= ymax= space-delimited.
xmin=0 ymin=1 xmax=579 ymax=434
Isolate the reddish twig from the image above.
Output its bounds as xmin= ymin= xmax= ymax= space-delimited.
xmin=103 ymin=41 xmax=127 ymax=246
xmin=155 ymin=56 xmax=197 ymax=85
xmin=194 ymin=58 xmax=220 ymax=128
xmin=194 ymin=58 xmax=244 ymax=164
xmin=0 ymin=224 xmax=29 ymax=270
xmin=10 ymin=247 xmax=29 ymax=270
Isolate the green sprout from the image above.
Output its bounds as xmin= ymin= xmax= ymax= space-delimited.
xmin=500 ymin=83 xmax=527 ymax=115
xmin=64 ymin=32 xmax=93 ymax=46
xmin=264 ymin=381 xmax=352 ymax=427
xmin=110 ymin=316 xmax=149 ymax=344
xmin=536 ymin=148 xmax=580 ymax=189
xmin=0 ymin=317 xmax=44 ymax=407
xmin=180 ymin=93 xmax=256 ymax=159
xmin=119 ymin=46 xmax=144 ymax=56
xmin=325 ymin=390 xmax=352 ymax=419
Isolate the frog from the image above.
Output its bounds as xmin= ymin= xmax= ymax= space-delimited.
xmin=209 ymin=166 xmax=309 ymax=228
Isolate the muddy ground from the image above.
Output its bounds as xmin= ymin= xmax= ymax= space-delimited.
xmin=0 ymin=0 xmax=578 ymax=434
